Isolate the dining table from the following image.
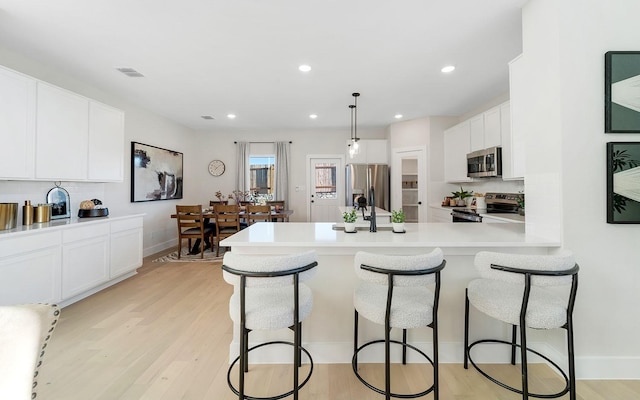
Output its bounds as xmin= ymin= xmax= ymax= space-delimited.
xmin=170 ymin=208 xmax=294 ymax=222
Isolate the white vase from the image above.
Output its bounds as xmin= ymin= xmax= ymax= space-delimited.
xmin=344 ymin=222 xmax=356 ymax=232
xmin=392 ymin=222 xmax=405 ymax=233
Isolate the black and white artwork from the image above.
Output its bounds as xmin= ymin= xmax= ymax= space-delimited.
xmin=605 ymin=51 xmax=640 ymax=133
xmin=131 ymin=142 xmax=183 ymax=202
xmin=46 ymin=186 xmax=70 ymax=219
xmin=607 ymin=142 xmax=640 ymax=223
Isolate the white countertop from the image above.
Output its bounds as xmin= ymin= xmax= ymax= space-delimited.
xmin=220 ymin=222 xmax=558 ymax=249
xmin=0 ymin=213 xmax=145 ymax=238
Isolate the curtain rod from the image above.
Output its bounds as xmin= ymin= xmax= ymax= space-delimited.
xmin=234 ymin=141 xmax=292 ymax=144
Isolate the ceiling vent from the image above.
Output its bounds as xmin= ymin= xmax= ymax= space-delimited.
xmin=116 ymin=67 xmax=144 ymax=78
xmin=201 ymin=115 xmax=215 ymax=120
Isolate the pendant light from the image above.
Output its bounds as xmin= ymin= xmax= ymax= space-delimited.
xmin=348 ymin=92 xmax=360 ymax=159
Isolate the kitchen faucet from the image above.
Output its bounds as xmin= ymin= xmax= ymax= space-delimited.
xmin=369 ymin=187 xmax=377 ymax=232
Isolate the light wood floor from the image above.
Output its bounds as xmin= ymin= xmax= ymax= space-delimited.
xmin=37 ymin=250 xmax=639 ymax=400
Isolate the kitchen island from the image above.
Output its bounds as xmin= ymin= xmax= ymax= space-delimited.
xmin=220 ymin=222 xmax=560 ymax=364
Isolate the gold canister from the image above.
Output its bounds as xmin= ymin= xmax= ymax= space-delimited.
xmin=35 ymin=203 xmax=52 ymax=223
xmin=22 ymin=200 xmax=34 ymax=225
xmin=0 ymin=203 xmax=18 ymax=230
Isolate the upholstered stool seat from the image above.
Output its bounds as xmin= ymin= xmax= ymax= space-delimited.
xmin=222 ymin=251 xmax=318 ymax=400
xmin=352 ymin=249 xmax=445 ymax=400
xmin=464 ymin=251 xmax=579 ymax=400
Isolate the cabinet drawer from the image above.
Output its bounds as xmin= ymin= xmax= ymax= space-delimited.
xmin=0 ymin=231 xmax=61 ymax=258
xmin=63 ymin=223 xmax=109 ymax=243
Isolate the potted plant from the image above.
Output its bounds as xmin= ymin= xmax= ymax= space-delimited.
xmin=342 ymin=209 xmax=358 ymax=232
xmin=391 ymin=209 xmax=406 ymax=233
xmin=452 ymin=186 xmax=473 ymax=206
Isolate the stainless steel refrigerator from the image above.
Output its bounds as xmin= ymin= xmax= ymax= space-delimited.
xmin=345 ymin=164 xmax=390 ymax=211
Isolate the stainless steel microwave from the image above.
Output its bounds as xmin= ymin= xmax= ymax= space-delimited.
xmin=467 ymin=146 xmax=502 ymax=178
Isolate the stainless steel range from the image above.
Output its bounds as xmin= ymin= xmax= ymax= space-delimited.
xmin=451 ymin=209 xmax=482 ymax=222
xmin=485 ymin=192 xmax=522 ymax=214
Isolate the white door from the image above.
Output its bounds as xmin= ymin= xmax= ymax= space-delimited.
xmin=307 ymin=155 xmax=344 ymax=222
xmin=391 ymin=146 xmax=426 ymax=222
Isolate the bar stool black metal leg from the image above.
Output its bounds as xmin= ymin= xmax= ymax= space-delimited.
xmin=511 ymin=325 xmax=517 ymax=365
xmin=432 ymin=316 xmax=439 ymax=400
xmin=294 ymin=322 xmax=300 ymax=400
xmin=243 ymin=329 xmax=249 ymax=373
xmin=464 ymin=289 xmax=470 ymax=369
xmin=354 ymin=310 xmax=359 ymax=367
xmin=385 ymin=324 xmax=391 ymax=400
xmin=239 ymin=327 xmax=246 ymax=400
xmin=402 ymin=329 xmax=407 ymax=365
xmin=567 ymin=318 xmax=576 ymax=400
xmin=520 ymin=325 xmax=528 ymax=400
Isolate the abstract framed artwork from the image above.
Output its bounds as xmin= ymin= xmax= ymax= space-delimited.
xmin=607 ymin=142 xmax=640 ymax=223
xmin=605 ymin=51 xmax=640 ymax=133
xmin=131 ymin=142 xmax=183 ymax=202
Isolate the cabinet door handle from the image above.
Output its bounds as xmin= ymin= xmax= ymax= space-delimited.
xmin=418 ymin=201 xmax=422 ymax=205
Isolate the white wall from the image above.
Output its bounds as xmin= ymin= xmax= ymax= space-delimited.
xmin=523 ymin=0 xmax=640 ymax=379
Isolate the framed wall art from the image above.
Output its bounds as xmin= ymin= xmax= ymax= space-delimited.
xmin=605 ymin=51 xmax=640 ymax=133
xmin=607 ymin=142 xmax=640 ymax=223
xmin=131 ymin=142 xmax=183 ymax=202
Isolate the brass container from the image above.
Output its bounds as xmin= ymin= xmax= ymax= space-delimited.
xmin=22 ymin=200 xmax=34 ymax=225
xmin=34 ymin=204 xmax=52 ymax=223
xmin=0 ymin=203 xmax=18 ymax=231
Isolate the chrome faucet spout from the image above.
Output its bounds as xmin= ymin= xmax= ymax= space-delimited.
xmin=369 ymin=187 xmax=377 ymax=232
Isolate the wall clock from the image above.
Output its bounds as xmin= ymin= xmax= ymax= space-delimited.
xmin=208 ymin=159 xmax=225 ymax=176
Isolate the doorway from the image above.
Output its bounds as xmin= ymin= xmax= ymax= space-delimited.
xmin=391 ymin=146 xmax=426 ymax=222
xmin=307 ymin=155 xmax=344 ymax=222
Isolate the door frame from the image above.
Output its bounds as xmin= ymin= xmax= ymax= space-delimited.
xmin=306 ymin=154 xmax=345 ymax=222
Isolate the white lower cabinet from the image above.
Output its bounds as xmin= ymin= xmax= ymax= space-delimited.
xmin=0 ymin=231 xmax=62 ymax=305
xmin=62 ymin=224 xmax=109 ymax=299
xmin=0 ymin=215 xmax=143 ymax=306
xmin=110 ymin=217 xmax=143 ymax=278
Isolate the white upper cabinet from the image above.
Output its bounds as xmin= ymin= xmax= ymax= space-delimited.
xmin=0 ymin=64 xmax=125 ymax=182
xmin=469 ymin=115 xmax=485 ymax=151
xmin=444 ymin=121 xmax=472 ymax=183
xmin=36 ymin=82 xmax=89 ymax=180
xmin=505 ymin=54 xmax=526 ymax=180
xmin=88 ymin=102 xmax=125 ymax=181
xmin=484 ymin=105 xmax=502 ymax=148
xmin=0 ymin=66 xmax=36 ymax=179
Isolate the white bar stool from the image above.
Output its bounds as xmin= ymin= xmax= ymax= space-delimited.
xmin=464 ymin=251 xmax=579 ymax=400
xmin=352 ymin=249 xmax=446 ymax=400
xmin=222 ymin=251 xmax=318 ymax=400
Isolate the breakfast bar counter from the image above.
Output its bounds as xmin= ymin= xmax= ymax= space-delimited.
xmin=220 ymin=222 xmax=561 ymax=364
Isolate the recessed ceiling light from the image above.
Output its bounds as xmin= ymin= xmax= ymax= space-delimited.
xmin=441 ymin=65 xmax=456 ymax=73
xmin=299 ymin=64 xmax=312 ymax=72
xmin=227 ymin=114 xmax=236 ymax=119
xmin=309 ymin=114 xmax=318 ymax=119
xmin=394 ymin=114 xmax=403 ymax=119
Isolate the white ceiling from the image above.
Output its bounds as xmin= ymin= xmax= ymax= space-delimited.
xmin=0 ymin=0 xmax=527 ymax=132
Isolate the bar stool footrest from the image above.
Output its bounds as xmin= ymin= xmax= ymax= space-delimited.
xmin=227 ymin=340 xmax=314 ymax=400
xmin=466 ymin=338 xmax=570 ymax=399
xmin=352 ymin=339 xmax=435 ymax=399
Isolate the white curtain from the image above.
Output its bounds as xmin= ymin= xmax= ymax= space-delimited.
xmin=235 ymin=142 xmax=249 ymax=196
xmin=275 ymin=141 xmax=290 ymax=206
xmin=614 ymin=166 xmax=640 ymax=202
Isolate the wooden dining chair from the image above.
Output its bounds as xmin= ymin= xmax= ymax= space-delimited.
xmin=175 ymin=205 xmax=215 ymax=259
xmin=213 ymin=203 xmax=241 ymax=256
xmin=246 ymin=204 xmax=271 ymax=225
xmin=267 ymin=200 xmax=288 ymax=221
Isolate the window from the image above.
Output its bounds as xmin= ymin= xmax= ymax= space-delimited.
xmin=249 ymin=155 xmax=275 ymax=197
xmin=314 ymin=163 xmax=337 ymax=199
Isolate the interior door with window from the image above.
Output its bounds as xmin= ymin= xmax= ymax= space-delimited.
xmin=307 ymin=156 xmax=344 ymax=222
